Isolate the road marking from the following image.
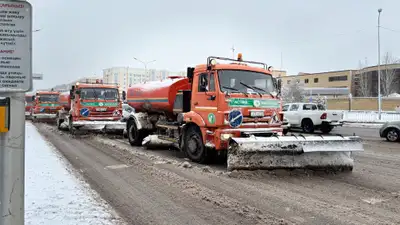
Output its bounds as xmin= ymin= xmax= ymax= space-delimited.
xmin=105 ymin=164 xmax=130 ymax=170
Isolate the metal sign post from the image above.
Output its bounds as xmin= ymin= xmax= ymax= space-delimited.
xmin=0 ymin=1 xmax=32 ymax=225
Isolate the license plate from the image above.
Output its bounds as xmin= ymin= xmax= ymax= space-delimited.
xmin=250 ymin=110 xmax=264 ymax=117
xmin=96 ymin=108 xmax=107 ymax=112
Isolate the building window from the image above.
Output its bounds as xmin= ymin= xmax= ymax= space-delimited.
xmin=304 ymin=79 xmax=309 ymax=84
xmin=287 ymin=80 xmax=291 ymax=84
xmin=314 ymin=78 xmax=319 ymax=83
xmin=329 ymin=75 xmax=348 ymax=82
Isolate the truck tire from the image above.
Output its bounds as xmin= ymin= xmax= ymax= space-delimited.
xmin=183 ymin=125 xmax=208 ymax=163
xmin=127 ymin=119 xmax=145 ymax=146
xmin=57 ymin=119 xmax=64 ymax=130
xmin=68 ymin=117 xmax=76 ymax=135
xmin=320 ymin=125 xmax=333 ymax=134
xmin=301 ymin=119 xmax=315 ymax=133
xmin=282 ymin=128 xmax=289 ymax=135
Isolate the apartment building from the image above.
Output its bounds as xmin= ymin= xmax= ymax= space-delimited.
xmin=51 ymin=76 xmax=103 ymax=92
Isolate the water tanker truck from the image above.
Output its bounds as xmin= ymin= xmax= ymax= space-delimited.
xmin=56 ymin=81 xmax=125 ymax=134
xmin=122 ymin=54 xmax=364 ymax=171
xmin=31 ymin=90 xmax=62 ymax=123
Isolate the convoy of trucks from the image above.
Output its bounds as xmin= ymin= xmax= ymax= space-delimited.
xmin=26 ymin=54 xmax=364 ymax=171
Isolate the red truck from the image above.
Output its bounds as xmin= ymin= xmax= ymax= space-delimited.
xmin=31 ymin=90 xmax=62 ymax=123
xmin=56 ymin=81 xmax=125 ymax=134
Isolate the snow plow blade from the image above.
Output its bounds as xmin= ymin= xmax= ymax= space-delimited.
xmin=227 ymin=135 xmax=364 ymax=171
xmin=70 ymin=121 xmax=125 ymax=134
xmin=32 ymin=113 xmax=57 ymax=123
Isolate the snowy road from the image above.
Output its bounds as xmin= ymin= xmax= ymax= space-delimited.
xmin=33 ymin=123 xmax=400 ymax=225
xmin=25 ymin=122 xmax=125 ymax=225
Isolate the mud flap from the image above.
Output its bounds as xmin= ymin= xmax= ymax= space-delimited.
xmin=227 ymin=135 xmax=364 ymax=171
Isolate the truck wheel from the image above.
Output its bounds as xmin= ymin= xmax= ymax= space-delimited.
xmin=282 ymin=128 xmax=289 ymax=135
xmin=127 ymin=120 xmax=145 ymax=146
xmin=57 ymin=119 xmax=64 ymax=130
xmin=320 ymin=125 xmax=333 ymax=134
xmin=68 ymin=118 xmax=76 ymax=134
xmin=183 ymin=126 xmax=208 ymax=163
xmin=301 ymin=119 xmax=315 ymax=133
xmin=385 ymin=128 xmax=400 ymax=142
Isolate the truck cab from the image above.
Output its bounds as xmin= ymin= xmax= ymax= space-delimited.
xmin=31 ymin=90 xmax=62 ymax=122
xmin=58 ymin=81 xmax=125 ymax=133
xmin=183 ymin=55 xmax=284 ymax=151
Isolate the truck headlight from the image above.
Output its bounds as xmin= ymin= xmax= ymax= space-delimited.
xmin=221 ymin=133 xmax=233 ymax=141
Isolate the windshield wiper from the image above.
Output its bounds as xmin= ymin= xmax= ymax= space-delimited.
xmin=250 ymin=85 xmax=274 ymax=98
xmin=239 ymin=82 xmax=262 ymax=97
xmin=222 ymin=86 xmax=248 ymax=96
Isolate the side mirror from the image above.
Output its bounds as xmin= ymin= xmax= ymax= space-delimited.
xmin=122 ymin=91 xmax=126 ymax=101
xmin=187 ymin=67 xmax=194 ymax=79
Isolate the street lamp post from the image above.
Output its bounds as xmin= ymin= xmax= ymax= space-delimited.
xmin=133 ymin=57 xmax=156 ymax=81
xmin=377 ymin=8 xmax=382 ymax=120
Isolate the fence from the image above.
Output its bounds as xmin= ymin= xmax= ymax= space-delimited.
xmin=326 ymin=97 xmax=400 ymax=111
xmin=342 ymin=110 xmax=400 ymax=123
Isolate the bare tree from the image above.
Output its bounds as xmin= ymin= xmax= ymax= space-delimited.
xmin=282 ymin=78 xmax=305 ymax=103
xmin=381 ymin=52 xmax=400 ymax=96
xmin=355 ymin=58 xmax=370 ymax=97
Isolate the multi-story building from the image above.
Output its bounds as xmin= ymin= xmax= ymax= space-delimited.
xmin=279 ymin=63 xmax=400 ymax=97
xmin=51 ymin=76 xmax=103 ymax=92
xmin=103 ymin=67 xmax=186 ymax=92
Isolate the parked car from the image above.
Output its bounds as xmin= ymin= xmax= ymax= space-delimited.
xmin=379 ymin=121 xmax=400 ymax=142
xmin=282 ymin=102 xmax=343 ymax=134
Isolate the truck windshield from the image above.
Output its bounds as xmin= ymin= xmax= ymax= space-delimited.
xmin=218 ymin=70 xmax=275 ymax=94
xmin=80 ymin=88 xmax=119 ymax=100
xmin=38 ymin=94 xmax=59 ymax=102
xmin=25 ymin=96 xmax=32 ymax=102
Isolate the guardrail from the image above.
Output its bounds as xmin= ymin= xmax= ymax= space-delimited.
xmin=342 ymin=110 xmax=400 ymax=123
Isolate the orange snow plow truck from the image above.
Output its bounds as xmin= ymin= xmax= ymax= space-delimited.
xmin=31 ymin=90 xmax=62 ymax=123
xmin=122 ymin=54 xmax=364 ymax=171
xmin=56 ymin=81 xmax=125 ymax=134
xmin=25 ymin=94 xmax=34 ymax=119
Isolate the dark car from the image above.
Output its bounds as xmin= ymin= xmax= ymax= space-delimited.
xmin=379 ymin=121 xmax=400 ymax=142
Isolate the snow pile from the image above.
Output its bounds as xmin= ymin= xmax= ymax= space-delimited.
xmin=387 ymin=93 xmax=400 ymax=98
xmin=25 ymin=122 xmax=125 ymax=225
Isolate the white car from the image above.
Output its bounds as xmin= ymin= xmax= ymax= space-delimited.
xmin=282 ymin=102 xmax=343 ymax=134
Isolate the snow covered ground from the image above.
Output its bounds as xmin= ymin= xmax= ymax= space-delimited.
xmin=25 ymin=122 xmax=125 ymax=225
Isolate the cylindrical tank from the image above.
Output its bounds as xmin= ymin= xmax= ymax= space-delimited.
xmin=126 ymin=77 xmax=190 ymax=114
xmin=59 ymin=91 xmax=71 ymax=110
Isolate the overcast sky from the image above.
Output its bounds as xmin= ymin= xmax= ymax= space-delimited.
xmin=30 ymin=0 xmax=400 ymax=89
